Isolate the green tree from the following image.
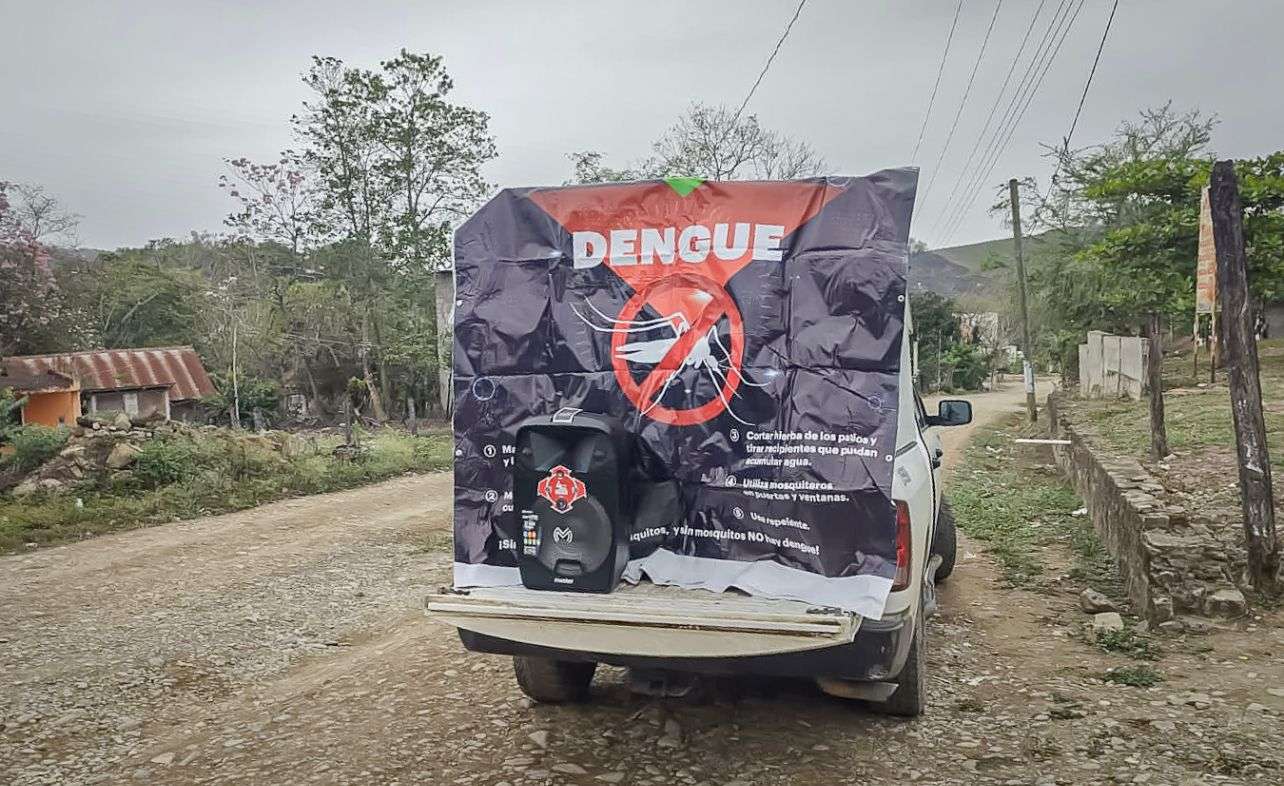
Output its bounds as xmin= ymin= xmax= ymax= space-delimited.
xmin=1005 ymin=105 xmax=1284 ymax=345
xmin=291 ymin=51 xmax=496 ymax=417
xmin=910 ymin=291 xmax=960 ymax=391
xmin=56 ymin=253 xmax=201 ymax=348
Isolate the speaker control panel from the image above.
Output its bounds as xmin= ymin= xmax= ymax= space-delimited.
xmin=520 ymin=509 xmax=539 ymax=556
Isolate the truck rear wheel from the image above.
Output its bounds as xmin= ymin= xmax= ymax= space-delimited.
xmin=513 ymin=656 xmax=596 ymax=703
xmin=932 ymin=498 xmax=958 ymax=582
xmin=875 ymin=607 xmax=926 ymax=717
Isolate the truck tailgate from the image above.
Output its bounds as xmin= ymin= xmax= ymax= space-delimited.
xmin=426 ymin=583 xmax=859 ymax=658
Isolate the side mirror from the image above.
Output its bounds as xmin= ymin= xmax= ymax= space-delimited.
xmin=927 ymin=399 xmax=972 ymax=427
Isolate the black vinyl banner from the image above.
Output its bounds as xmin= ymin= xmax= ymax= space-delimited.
xmin=452 ymin=171 xmax=918 ymax=616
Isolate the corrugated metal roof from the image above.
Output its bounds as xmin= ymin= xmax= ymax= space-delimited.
xmin=3 ymin=347 xmax=217 ymax=401
xmin=0 ymin=368 xmax=78 ymax=394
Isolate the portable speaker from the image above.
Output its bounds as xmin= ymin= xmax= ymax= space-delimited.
xmin=513 ymin=408 xmax=631 ymax=592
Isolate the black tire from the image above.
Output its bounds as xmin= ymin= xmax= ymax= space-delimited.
xmin=513 ymin=656 xmax=596 ymax=703
xmin=932 ymin=498 xmax=958 ymax=582
xmin=875 ymin=607 xmax=926 ymax=717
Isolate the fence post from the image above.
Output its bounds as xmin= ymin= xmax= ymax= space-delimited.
xmin=1211 ymin=159 xmax=1278 ymax=592
xmin=1146 ymin=314 xmax=1169 ymax=459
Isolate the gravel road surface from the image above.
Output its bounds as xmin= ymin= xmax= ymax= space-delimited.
xmin=3 ymin=380 xmax=1282 ymax=785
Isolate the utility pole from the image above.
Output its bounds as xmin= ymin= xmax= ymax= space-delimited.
xmin=1210 ymin=160 xmax=1277 ymax=593
xmin=1009 ymin=178 xmax=1037 ymax=422
xmin=936 ymin=332 xmax=943 ymax=392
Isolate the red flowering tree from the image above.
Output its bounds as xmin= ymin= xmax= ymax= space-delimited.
xmin=0 ymin=182 xmax=71 ymax=355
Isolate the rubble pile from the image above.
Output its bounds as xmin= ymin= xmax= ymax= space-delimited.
xmin=6 ymin=416 xmax=314 ymax=497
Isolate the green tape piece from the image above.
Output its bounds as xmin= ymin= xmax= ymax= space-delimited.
xmin=664 ymin=177 xmax=705 ymax=197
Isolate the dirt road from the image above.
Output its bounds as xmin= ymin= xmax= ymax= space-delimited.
xmin=3 ymin=381 xmax=1281 ymax=785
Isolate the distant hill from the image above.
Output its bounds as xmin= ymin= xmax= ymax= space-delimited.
xmin=908 ymin=233 xmax=1060 ymax=301
xmin=931 ymin=237 xmax=1015 ymax=272
xmin=909 ymin=237 xmax=1012 ymax=300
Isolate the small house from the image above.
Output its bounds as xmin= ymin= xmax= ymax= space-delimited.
xmin=0 ymin=367 xmax=81 ymax=427
xmin=2 ymin=347 xmax=217 ymax=423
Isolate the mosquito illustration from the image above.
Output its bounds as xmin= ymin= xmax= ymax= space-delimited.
xmin=571 ymin=296 xmax=769 ymax=424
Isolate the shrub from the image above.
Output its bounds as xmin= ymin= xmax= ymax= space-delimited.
xmin=942 ymin=343 xmax=991 ymax=391
xmin=202 ymin=375 xmax=281 ymax=428
xmin=133 ymin=438 xmax=199 ymax=488
xmin=1095 ymin=625 xmax=1161 ymax=660
xmin=1101 ymin=665 xmax=1164 ymax=687
xmin=4 ymin=425 xmax=70 ymax=472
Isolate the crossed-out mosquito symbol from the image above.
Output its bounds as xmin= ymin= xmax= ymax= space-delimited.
xmin=572 ymin=273 xmax=767 ymax=426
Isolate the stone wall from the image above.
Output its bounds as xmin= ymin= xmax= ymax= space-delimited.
xmin=1047 ymin=395 xmax=1246 ymax=625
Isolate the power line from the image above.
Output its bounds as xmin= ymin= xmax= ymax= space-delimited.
xmin=725 ymin=0 xmax=809 ymax=133
xmin=911 ymin=0 xmax=965 ymax=161
xmin=940 ymin=0 xmax=1086 ymax=243
xmin=917 ymin=0 xmax=1006 ymax=212
xmin=928 ymin=0 xmax=1048 ymax=233
xmin=1052 ymin=0 xmax=1120 ymax=183
xmin=938 ymin=0 xmax=1086 ymax=244
xmin=932 ymin=0 xmax=1073 ymax=237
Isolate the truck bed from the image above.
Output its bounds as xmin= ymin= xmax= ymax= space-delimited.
xmin=426 ymin=582 xmax=861 ymax=658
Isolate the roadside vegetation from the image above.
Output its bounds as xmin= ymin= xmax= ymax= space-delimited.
xmin=947 ymin=414 xmax=1082 ymax=587
xmin=0 ymin=427 xmax=451 ymax=554
xmin=950 ymin=413 xmax=1171 ymax=666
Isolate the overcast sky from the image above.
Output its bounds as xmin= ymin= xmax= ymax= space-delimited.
xmin=2 ymin=0 xmax=1280 ymax=251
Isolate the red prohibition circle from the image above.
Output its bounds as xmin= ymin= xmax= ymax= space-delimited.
xmin=611 ymin=273 xmax=745 ymax=426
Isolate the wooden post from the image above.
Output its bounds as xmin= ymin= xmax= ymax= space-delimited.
xmin=1010 ymin=178 xmax=1037 ymax=422
xmin=1210 ymin=160 xmax=1278 ymax=592
xmin=1192 ymin=312 xmax=1199 ymax=381
xmin=1209 ymin=306 xmax=1218 ymax=384
xmin=1146 ymin=313 xmax=1169 ymax=460
xmin=344 ymin=398 xmax=354 ymax=448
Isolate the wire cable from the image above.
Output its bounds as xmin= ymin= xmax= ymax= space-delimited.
xmin=724 ymin=0 xmax=809 ymax=133
xmin=940 ymin=0 xmax=1085 ymax=243
xmin=911 ymin=0 xmax=965 ymax=161
xmin=932 ymin=0 xmax=1073 ymax=236
xmin=928 ymin=0 xmax=1048 ymax=233
xmin=938 ymin=0 xmax=1086 ymax=243
xmin=918 ymin=0 xmax=1006 ymax=212
xmin=1051 ymin=0 xmax=1120 ymax=183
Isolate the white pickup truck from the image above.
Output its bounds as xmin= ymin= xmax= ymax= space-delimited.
xmin=428 ymin=315 xmax=971 ymax=717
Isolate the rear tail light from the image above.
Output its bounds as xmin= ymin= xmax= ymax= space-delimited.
xmin=891 ymin=500 xmax=912 ymax=592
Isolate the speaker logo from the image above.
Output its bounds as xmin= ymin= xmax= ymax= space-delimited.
xmin=552 ymin=526 xmax=574 ymax=544
xmin=537 ymin=465 xmax=587 ymax=513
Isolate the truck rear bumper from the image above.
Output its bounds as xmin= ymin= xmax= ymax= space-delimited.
xmin=456 ymin=611 xmax=912 ymax=682
xmin=426 ymin=584 xmax=914 ymax=681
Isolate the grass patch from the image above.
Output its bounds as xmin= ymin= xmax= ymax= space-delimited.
xmin=948 ymin=415 xmax=1082 ymax=586
xmin=1068 ymin=337 xmax=1284 ymax=469
xmin=1101 ymin=664 xmax=1164 ymax=687
xmin=0 ymin=428 xmax=452 ymax=554
xmin=1067 ymin=516 xmax=1126 ymax=600
xmin=1095 ymin=624 xmax=1161 ymax=660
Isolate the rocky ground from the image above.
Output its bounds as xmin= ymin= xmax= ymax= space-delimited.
xmin=2 ymin=381 xmax=1283 ymax=785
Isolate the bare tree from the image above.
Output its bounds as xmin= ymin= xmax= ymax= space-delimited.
xmin=219 ymin=152 xmax=327 ymax=257
xmin=648 ymin=103 xmax=826 ymax=180
xmin=6 ymin=182 xmax=80 ymax=244
xmin=568 ymin=102 xmax=827 ymax=184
